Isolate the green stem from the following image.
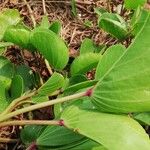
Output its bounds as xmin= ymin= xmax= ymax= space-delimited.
xmin=1 ymin=91 xmax=37 ymax=115
xmin=0 ymin=120 xmax=60 ymax=127
xmin=0 ymin=91 xmax=86 ymax=122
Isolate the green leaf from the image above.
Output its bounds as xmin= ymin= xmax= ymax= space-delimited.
xmin=10 ymin=75 xmax=24 ymax=99
xmin=0 ymin=56 xmax=14 ymax=89
xmin=4 ymin=26 xmax=33 ymax=50
xmin=49 ymin=21 xmax=61 ymax=35
xmin=0 ymin=9 xmax=21 ymax=40
xmin=133 ymin=112 xmax=150 ymax=125
xmin=40 ymin=16 xmax=50 ymax=29
xmin=15 ymin=65 xmax=37 ymax=91
xmin=84 ymin=20 xmax=93 ymax=28
xmin=80 ymin=38 xmax=96 ymax=55
xmin=69 ymin=140 xmax=107 ymax=150
xmin=124 ymin=0 xmax=147 ymax=10
xmin=31 ymin=95 xmax=49 ymax=103
xmin=37 ymin=126 xmax=84 ymax=147
xmin=21 ymin=125 xmax=46 ymax=145
xmin=64 ymin=80 xmax=97 ymax=95
xmin=38 ymin=72 xmax=64 ymax=96
xmin=71 ymin=0 xmax=77 ymax=17
xmin=95 ymin=44 xmax=125 ymax=80
xmin=69 ymin=75 xmax=87 ymax=86
xmin=30 ymin=28 xmax=69 ymax=70
xmin=0 ymin=81 xmax=9 ymax=113
xmin=71 ymin=53 xmax=102 ymax=76
xmin=61 ymin=106 xmax=150 ymax=150
xmin=94 ymin=7 xmax=107 ymax=16
xmin=131 ymin=7 xmax=149 ymax=36
xmin=91 ymin=13 xmax=150 ymax=113
xmin=98 ymin=12 xmax=128 ymax=39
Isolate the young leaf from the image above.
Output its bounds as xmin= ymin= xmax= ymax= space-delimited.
xmin=71 ymin=53 xmax=102 ymax=76
xmin=37 ymin=72 xmax=64 ymax=96
xmin=131 ymin=7 xmax=149 ymax=36
xmin=80 ymin=38 xmax=96 ymax=55
xmin=0 ymin=9 xmax=21 ymax=40
xmin=49 ymin=21 xmax=61 ymax=35
xmin=61 ymin=106 xmax=150 ymax=150
xmin=40 ymin=16 xmax=50 ymax=29
xmin=4 ymin=26 xmax=33 ymax=50
xmin=98 ymin=12 xmax=128 ymax=39
xmin=30 ymin=28 xmax=69 ymax=70
xmin=0 ymin=82 xmax=9 ymax=113
xmin=10 ymin=75 xmax=24 ymax=99
xmin=91 ymin=13 xmax=150 ymax=113
xmin=95 ymin=44 xmax=125 ymax=80
xmin=0 ymin=56 xmax=14 ymax=89
xmin=124 ymin=0 xmax=147 ymax=10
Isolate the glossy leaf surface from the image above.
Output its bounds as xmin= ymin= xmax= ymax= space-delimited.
xmin=92 ymin=13 xmax=150 ymax=113
xmin=124 ymin=0 xmax=147 ymax=9
xmin=0 ymin=9 xmax=20 ymax=40
xmin=38 ymin=72 xmax=64 ymax=96
xmin=71 ymin=53 xmax=101 ymax=76
xmin=31 ymin=28 xmax=69 ymax=70
xmin=98 ymin=12 xmax=128 ymax=39
xmin=61 ymin=106 xmax=150 ymax=150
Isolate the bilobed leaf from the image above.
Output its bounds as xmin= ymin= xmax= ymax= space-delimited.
xmin=91 ymin=13 xmax=150 ymax=113
xmin=0 ymin=81 xmax=9 ymax=113
xmin=71 ymin=53 xmax=101 ymax=76
xmin=61 ymin=106 xmax=150 ymax=150
xmin=4 ymin=26 xmax=33 ymax=50
xmin=49 ymin=21 xmax=61 ymax=35
xmin=37 ymin=126 xmax=84 ymax=147
xmin=95 ymin=44 xmax=125 ymax=80
xmin=10 ymin=75 xmax=24 ymax=99
xmin=124 ymin=0 xmax=147 ymax=10
xmin=131 ymin=7 xmax=149 ymax=35
xmin=30 ymin=28 xmax=69 ymax=70
xmin=98 ymin=12 xmax=128 ymax=39
xmin=0 ymin=56 xmax=14 ymax=89
xmin=38 ymin=72 xmax=64 ymax=96
xmin=0 ymin=9 xmax=21 ymax=40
